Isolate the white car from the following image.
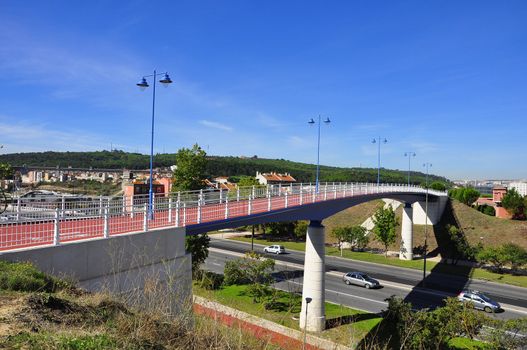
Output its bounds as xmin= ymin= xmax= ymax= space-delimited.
xmin=263 ymin=245 xmax=285 ymax=254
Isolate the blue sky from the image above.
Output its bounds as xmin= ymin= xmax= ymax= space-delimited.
xmin=0 ymin=1 xmax=526 ymax=180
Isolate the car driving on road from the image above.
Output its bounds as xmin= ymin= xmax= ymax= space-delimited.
xmin=263 ymin=245 xmax=285 ymax=254
xmin=457 ymin=289 xmax=501 ymax=313
xmin=342 ymin=272 xmax=381 ymax=289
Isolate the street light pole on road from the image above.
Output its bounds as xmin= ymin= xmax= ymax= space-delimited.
xmin=422 ymin=162 xmax=432 ymax=286
xmin=372 ymin=137 xmax=387 ymax=187
xmin=136 ymin=70 xmax=173 ymax=219
xmin=308 ymin=115 xmax=331 ymax=193
xmin=404 ymin=152 xmax=416 ymax=187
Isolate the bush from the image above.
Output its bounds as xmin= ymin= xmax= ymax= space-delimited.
xmin=223 ymin=260 xmax=248 ymax=285
xmin=476 ymin=204 xmax=495 ymax=216
xmin=196 ymin=271 xmax=224 ymax=290
xmin=384 ymin=296 xmax=486 ymax=350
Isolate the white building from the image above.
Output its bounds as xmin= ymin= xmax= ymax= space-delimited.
xmin=508 ymin=181 xmax=527 ymax=196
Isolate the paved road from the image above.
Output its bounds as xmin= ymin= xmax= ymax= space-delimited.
xmin=208 ymin=238 xmax=527 ymax=319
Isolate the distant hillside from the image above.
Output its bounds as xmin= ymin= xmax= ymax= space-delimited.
xmin=0 ymin=150 xmax=450 ymax=185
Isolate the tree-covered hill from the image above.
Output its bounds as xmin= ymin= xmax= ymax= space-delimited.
xmin=0 ymin=150 xmax=449 ymax=185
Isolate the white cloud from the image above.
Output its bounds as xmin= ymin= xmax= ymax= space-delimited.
xmin=198 ymin=120 xmax=233 ymax=132
xmin=0 ymin=118 xmax=113 ymax=153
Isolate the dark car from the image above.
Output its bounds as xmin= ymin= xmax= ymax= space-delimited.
xmin=342 ymin=272 xmax=381 ymax=289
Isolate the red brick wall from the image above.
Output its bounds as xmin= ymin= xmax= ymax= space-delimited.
xmin=193 ymin=303 xmax=321 ymax=350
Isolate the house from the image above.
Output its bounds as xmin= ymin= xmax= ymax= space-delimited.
xmin=203 ymin=177 xmax=237 ymax=191
xmin=255 ymin=171 xmax=296 ymax=186
xmin=475 ymin=186 xmax=511 ymax=219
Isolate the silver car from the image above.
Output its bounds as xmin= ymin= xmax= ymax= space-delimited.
xmin=343 ymin=272 xmax=381 ymax=289
xmin=457 ymin=289 xmax=501 ymax=313
xmin=263 ymin=245 xmax=285 ymax=254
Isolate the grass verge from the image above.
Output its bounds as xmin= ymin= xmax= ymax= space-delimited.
xmin=193 ymin=283 xmax=383 ymax=347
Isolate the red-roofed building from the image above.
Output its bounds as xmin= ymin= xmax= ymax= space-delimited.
xmin=474 ymin=186 xmax=511 ymax=219
xmin=255 ymin=171 xmax=296 ymax=185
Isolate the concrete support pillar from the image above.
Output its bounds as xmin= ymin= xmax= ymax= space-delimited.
xmin=300 ymin=220 xmax=326 ymax=332
xmin=400 ymin=202 xmax=413 ymax=260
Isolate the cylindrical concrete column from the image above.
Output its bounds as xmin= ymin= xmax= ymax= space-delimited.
xmin=300 ymin=220 xmax=326 ymax=332
xmin=400 ymin=202 xmax=413 ymax=260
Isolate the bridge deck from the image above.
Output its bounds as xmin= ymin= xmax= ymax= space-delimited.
xmin=0 ymin=183 xmax=444 ymax=251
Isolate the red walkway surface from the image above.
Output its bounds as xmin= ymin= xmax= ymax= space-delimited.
xmin=1 ymin=191 xmax=346 ymax=252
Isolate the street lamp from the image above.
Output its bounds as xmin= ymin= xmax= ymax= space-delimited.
xmin=308 ymin=115 xmax=331 ymax=193
xmin=371 ymin=137 xmax=387 ymax=186
xmin=302 ymin=297 xmax=312 ymax=350
xmin=136 ymin=70 xmax=173 ymax=219
xmin=404 ymin=152 xmax=416 ymax=187
xmin=422 ymin=162 xmax=432 ymax=286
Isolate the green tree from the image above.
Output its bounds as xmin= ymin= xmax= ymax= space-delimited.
xmin=429 ymin=181 xmax=446 ymax=191
xmin=477 ymin=246 xmax=506 ymax=273
xmin=446 ymin=225 xmax=481 ymax=264
xmin=293 ymin=221 xmax=308 ymax=241
xmin=448 ymin=187 xmax=480 ymax=206
xmin=0 ymin=163 xmax=13 ymax=179
xmin=185 ymin=233 xmax=210 ymax=278
xmin=237 ymin=176 xmax=260 ymax=187
xmin=223 ymin=252 xmax=275 ymax=303
xmin=372 ymin=206 xmax=398 ymax=257
xmin=172 ymin=144 xmax=207 ymax=191
xmin=332 ymin=227 xmax=348 ymax=255
xmin=500 ymin=243 xmax=527 ymax=272
xmin=347 ymin=225 xmax=369 ymax=251
xmin=501 ymin=188 xmax=525 ymax=220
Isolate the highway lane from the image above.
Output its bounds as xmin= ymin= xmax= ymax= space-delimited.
xmin=204 ymin=248 xmax=527 ymax=320
xmin=209 ymin=237 xmax=527 ymax=314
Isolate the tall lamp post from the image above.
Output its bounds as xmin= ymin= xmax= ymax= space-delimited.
xmin=422 ymin=162 xmax=432 ymax=286
xmin=308 ymin=115 xmax=331 ymax=193
xmin=372 ymin=137 xmax=387 ymax=187
xmin=136 ymin=70 xmax=173 ymax=219
xmin=404 ymin=152 xmax=416 ymax=187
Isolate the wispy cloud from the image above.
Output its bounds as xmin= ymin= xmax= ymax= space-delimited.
xmin=287 ymin=135 xmax=310 ymax=148
xmin=0 ymin=117 xmax=116 ymax=153
xmin=198 ymin=120 xmax=233 ymax=132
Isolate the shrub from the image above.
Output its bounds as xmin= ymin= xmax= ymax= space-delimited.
xmin=197 ymin=271 xmax=224 ymax=290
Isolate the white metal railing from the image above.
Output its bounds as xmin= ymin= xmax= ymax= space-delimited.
xmin=0 ymin=182 xmax=446 ymax=251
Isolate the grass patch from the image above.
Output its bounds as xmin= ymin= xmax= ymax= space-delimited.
xmin=4 ymin=332 xmax=116 ymax=350
xmin=193 ymin=283 xmax=382 ymax=347
xmin=230 ymin=237 xmax=527 ymax=288
xmin=448 ymin=336 xmax=488 ymax=349
xmin=0 ymin=260 xmax=71 ymax=293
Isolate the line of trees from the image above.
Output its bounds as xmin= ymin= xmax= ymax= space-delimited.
xmin=448 ymin=187 xmax=481 ymax=206
xmin=0 ymin=150 xmax=450 ymax=185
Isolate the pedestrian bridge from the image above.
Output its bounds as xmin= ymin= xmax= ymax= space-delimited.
xmin=0 ymin=182 xmax=447 ymax=332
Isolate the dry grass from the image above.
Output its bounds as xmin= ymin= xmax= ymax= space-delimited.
xmin=325 ymin=199 xmax=383 ymax=243
xmin=451 ymin=200 xmax=527 ymax=249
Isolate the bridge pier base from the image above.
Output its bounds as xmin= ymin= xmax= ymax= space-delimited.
xmin=300 ymin=220 xmax=326 ymax=332
xmin=400 ymin=202 xmax=413 ymax=260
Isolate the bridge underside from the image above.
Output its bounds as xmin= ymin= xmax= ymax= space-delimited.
xmin=186 ymin=191 xmax=438 ymax=235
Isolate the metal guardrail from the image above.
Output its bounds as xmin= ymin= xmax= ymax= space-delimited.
xmin=0 ymin=182 xmax=446 ymax=251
